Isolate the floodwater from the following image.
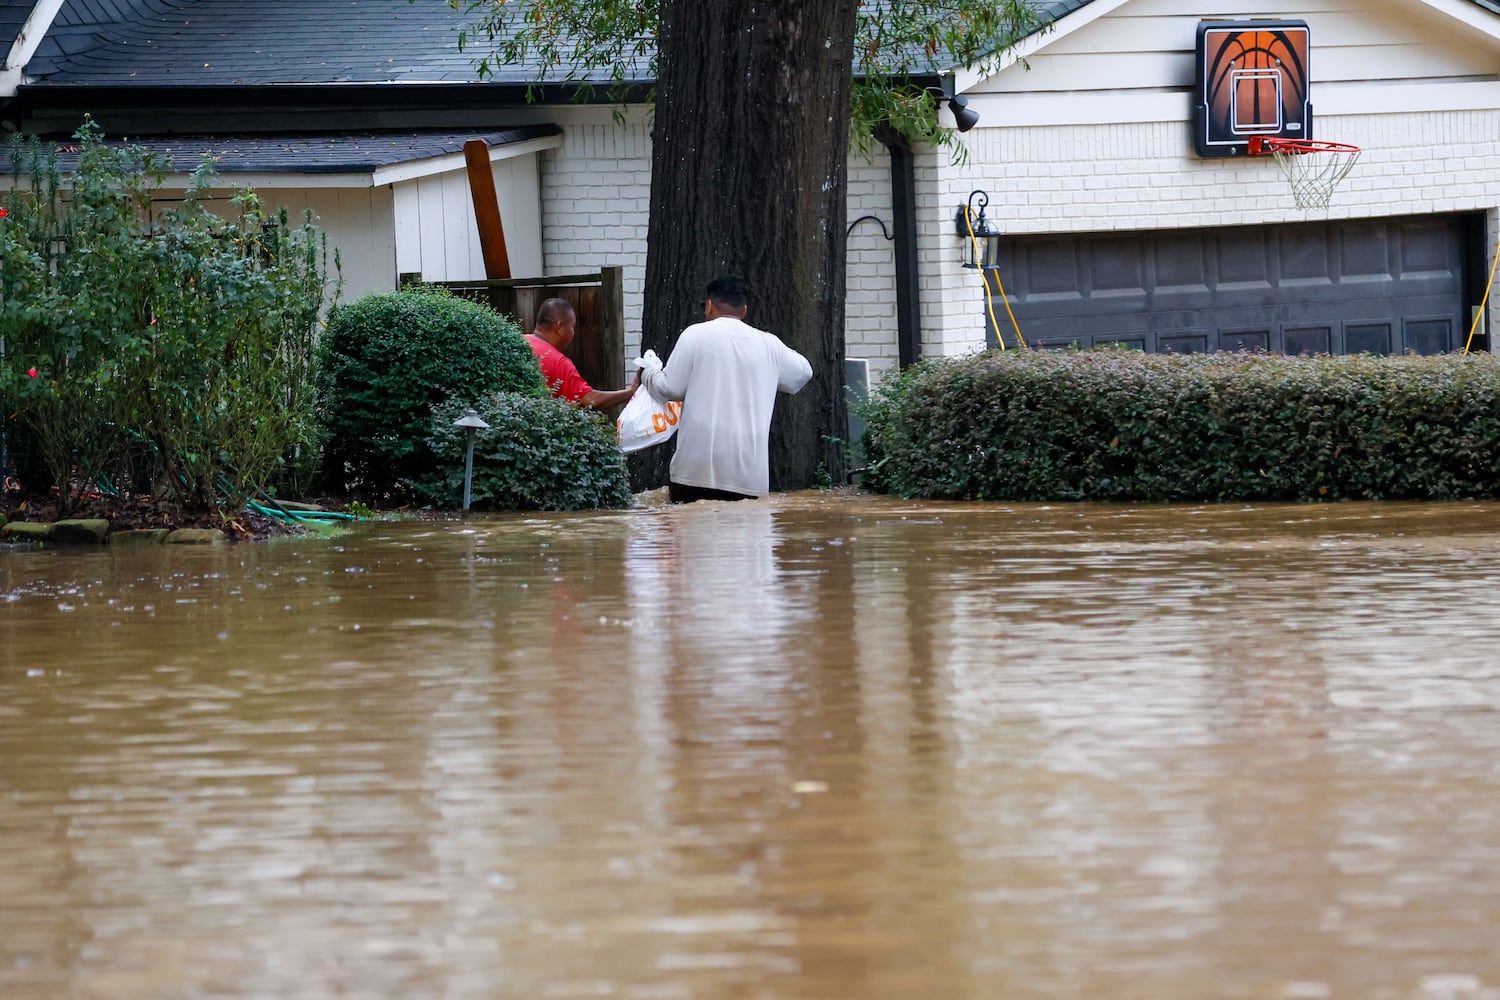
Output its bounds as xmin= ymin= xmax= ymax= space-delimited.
xmin=4 ymin=493 xmax=1500 ymax=1000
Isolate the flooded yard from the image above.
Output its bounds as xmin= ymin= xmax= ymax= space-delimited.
xmin=4 ymin=493 xmax=1500 ymax=999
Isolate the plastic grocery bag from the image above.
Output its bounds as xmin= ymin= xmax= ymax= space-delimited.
xmin=617 ymin=350 xmax=682 ymax=453
xmin=617 ymin=389 xmax=682 ymax=453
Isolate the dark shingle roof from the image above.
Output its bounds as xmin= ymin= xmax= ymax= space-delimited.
xmin=20 ymin=0 xmax=646 ymax=86
xmin=0 ymin=124 xmax=561 ymax=174
xmin=10 ymin=0 xmax=1099 ymax=88
xmin=1 ymin=4 xmax=29 ymax=53
xmin=10 ymin=0 xmax=1498 ymax=89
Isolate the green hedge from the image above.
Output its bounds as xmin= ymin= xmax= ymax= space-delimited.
xmin=316 ymin=289 xmax=544 ymax=498
xmin=863 ymin=350 xmax=1500 ymax=502
xmin=417 ymin=393 xmax=630 ymax=511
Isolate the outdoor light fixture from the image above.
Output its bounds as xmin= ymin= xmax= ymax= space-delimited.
xmin=453 ymin=407 xmax=489 ymax=512
xmin=946 ymin=93 xmax=980 ymax=133
xmin=955 ymin=189 xmax=1001 ymax=269
xmin=930 ymin=89 xmax=980 ymax=133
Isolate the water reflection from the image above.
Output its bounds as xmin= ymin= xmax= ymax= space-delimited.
xmin=4 ymin=496 xmax=1500 ymax=998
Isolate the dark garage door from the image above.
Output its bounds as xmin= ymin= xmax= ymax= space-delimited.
xmin=986 ymin=214 xmax=1475 ymax=356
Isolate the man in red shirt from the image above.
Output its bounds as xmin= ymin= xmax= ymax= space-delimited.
xmin=525 ymin=298 xmax=639 ymax=410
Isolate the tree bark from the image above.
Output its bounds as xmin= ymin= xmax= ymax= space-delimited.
xmin=634 ymin=0 xmax=856 ymax=492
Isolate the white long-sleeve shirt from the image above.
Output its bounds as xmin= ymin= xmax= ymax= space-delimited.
xmin=641 ymin=315 xmax=813 ymax=497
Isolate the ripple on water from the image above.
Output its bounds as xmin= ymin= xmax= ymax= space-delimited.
xmin=4 ymin=497 xmax=1500 ymax=999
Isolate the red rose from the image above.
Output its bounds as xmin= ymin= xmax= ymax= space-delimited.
xmin=26 ymin=367 xmax=38 ymax=378
xmin=0 ymin=207 xmax=8 ymax=217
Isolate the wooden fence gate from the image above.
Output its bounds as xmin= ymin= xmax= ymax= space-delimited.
xmin=400 ymin=267 xmax=626 ymax=393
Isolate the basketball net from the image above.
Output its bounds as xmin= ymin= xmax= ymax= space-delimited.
xmin=1249 ymin=137 xmax=1361 ymax=211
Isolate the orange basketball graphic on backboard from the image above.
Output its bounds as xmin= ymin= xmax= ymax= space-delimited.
xmin=1194 ymin=20 xmax=1311 ymax=157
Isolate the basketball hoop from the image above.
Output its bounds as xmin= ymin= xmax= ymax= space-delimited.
xmin=1248 ymin=137 xmax=1361 ymax=210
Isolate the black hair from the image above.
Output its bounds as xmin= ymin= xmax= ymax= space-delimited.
xmin=535 ymin=297 xmax=575 ymax=329
xmin=706 ymin=274 xmax=749 ymax=311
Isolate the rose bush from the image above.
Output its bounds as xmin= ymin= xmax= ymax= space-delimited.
xmin=1 ymin=121 xmax=335 ymax=516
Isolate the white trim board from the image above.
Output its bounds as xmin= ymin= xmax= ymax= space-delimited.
xmin=952 ymin=0 xmax=1134 ymax=92
xmin=372 ymin=133 xmax=562 ymax=186
xmin=1420 ymin=0 xmax=1500 ymax=44
xmin=0 ymin=133 xmax=564 ymax=191
xmin=954 ymin=0 xmax=1500 ymax=95
xmin=964 ymin=78 xmax=1500 ymax=127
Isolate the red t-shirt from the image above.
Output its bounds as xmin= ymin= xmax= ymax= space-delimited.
xmin=526 ymin=334 xmax=593 ymax=403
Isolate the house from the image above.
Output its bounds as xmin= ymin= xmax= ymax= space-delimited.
xmin=915 ymin=0 xmax=1500 ymax=366
xmin=3 ymin=0 xmax=1498 ymax=382
xmin=0 ymin=0 xmax=585 ymax=304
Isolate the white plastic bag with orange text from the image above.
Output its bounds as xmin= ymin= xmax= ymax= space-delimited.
xmin=617 ymin=351 xmax=681 ymax=453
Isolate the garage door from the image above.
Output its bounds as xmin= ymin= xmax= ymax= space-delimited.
xmin=986 ymin=214 xmax=1474 ymax=356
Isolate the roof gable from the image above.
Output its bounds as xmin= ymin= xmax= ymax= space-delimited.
xmin=954 ymin=0 xmax=1500 ymax=129
xmin=960 ymin=0 xmax=1500 ymax=91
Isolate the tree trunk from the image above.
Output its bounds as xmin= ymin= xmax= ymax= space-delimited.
xmin=634 ymin=0 xmax=856 ymax=492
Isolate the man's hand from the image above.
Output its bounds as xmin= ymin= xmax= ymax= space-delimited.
xmin=581 ymin=371 xmax=643 ymax=412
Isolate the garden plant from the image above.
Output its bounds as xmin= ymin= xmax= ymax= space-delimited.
xmin=315 ymin=287 xmax=546 ymax=500
xmin=419 ymin=393 xmax=631 ymax=511
xmin=0 ymin=121 xmax=335 ymax=519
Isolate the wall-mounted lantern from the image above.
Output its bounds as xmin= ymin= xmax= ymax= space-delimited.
xmin=453 ymin=408 xmax=489 ymax=512
xmin=955 ymin=189 xmax=1001 ymax=269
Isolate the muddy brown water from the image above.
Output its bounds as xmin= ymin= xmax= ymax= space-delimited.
xmin=4 ymin=493 xmax=1500 ymax=1000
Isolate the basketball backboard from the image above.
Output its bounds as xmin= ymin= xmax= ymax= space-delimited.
xmin=1193 ymin=20 xmax=1311 ymax=158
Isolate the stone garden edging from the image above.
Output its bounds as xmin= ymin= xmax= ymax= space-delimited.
xmin=0 ymin=517 xmax=226 ymax=547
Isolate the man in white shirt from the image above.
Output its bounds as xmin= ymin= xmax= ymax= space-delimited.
xmin=641 ymin=274 xmax=813 ymax=503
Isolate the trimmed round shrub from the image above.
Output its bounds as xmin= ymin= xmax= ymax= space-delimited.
xmin=317 ymin=289 xmax=544 ymax=497
xmin=419 ymin=393 xmax=631 ymax=511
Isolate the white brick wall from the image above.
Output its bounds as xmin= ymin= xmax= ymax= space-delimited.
xmin=539 ymin=121 xmax=652 ymax=380
xmin=540 ymin=109 xmax=1500 ymax=384
xmin=540 ymin=121 xmax=908 ymax=384
xmin=844 ymin=150 xmax=901 ymax=385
